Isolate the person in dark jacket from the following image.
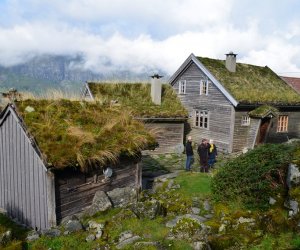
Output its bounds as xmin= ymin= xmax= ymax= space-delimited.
xmin=185 ymin=136 xmax=194 ymax=171
xmin=197 ymin=139 xmax=210 ymax=172
xmin=208 ymin=139 xmax=217 ymax=169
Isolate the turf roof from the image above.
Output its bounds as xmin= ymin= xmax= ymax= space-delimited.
xmin=15 ymin=99 xmax=156 ymax=171
xmin=198 ymin=57 xmax=300 ymax=105
xmin=87 ymin=82 xmax=188 ymax=118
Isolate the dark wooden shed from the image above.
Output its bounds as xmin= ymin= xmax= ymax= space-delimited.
xmin=0 ymin=99 xmax=154 ymax=230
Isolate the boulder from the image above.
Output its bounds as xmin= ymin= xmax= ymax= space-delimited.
xmin=269 ymin=197 xmax=276 ymax=205
xmin=117 ymin=235 xmax=141 ymax=249
xmin=26 ymin=231 xmax=40 ymax=242
xmin=203 ymin=200 xmax=211 ymax=212
xmin=193 ymin=241 xmax=211 ymax=250
xmin=287 ymin=164 xmax=300 ymax=188
xmin=41 ymin=228 xmax=61 ymax=238
xmin=131 ymin=199 xmax=166 ymax=219
xmin=86 ymin=234 xmax=96 ymax=242
xmin=65 ymin=220 xmax=83 ymax=232
xmin=107 ymin=187 xmax=137 ymax=207
xmin=191 ymin=207 xmax=201 ymax=215
xmin=166 ymin=214 xmax=207 ymax=228
xmin=85 ymin=191 xmax=112 ymax=216
xmin=284 ymin=199 xmax=299 ymax=216
xmin=60 ymin=215 xmax=79 ymax=226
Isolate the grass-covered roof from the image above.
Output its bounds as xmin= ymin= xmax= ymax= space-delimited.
xmin=87 ymin=82 xmax=188 ymax=118
xmin=198 ymin=57 xmax=300 ymax=105
xmin=15 ymin=99 xmax=156 ymax=171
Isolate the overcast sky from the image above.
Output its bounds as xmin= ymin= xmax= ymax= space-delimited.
xmin=0 ymin=0 xmax=300 ymax=76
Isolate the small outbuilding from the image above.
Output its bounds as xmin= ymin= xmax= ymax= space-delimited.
xmin=0 ymin=99 xmax=155 ymax=230
xmin=82 ymin=80 xmax=188 ymax=154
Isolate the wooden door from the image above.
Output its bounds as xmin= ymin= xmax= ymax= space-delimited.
xmin=257 ymin=118 xmax=271 ymax=144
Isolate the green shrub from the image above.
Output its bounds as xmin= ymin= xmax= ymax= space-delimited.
xmin=211 ymin=144 xmax=295 ymax=209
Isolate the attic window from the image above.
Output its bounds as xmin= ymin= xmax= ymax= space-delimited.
xmin=195 ymin=110 xmax=208 ymax=129
xmin=179 ymin=80 xmax=186 ymax=94
xmin=277 ymin=115 xmax=288 ymax=132
xmin=241 ymin=116 xmax=251 ymax=126
xmin=200 ymin=80 xmax=209 ymax=95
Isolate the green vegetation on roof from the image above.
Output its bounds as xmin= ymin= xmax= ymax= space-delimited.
xmin=248 ymin=105 xmax=279 ymax=118
xmin=88 ymin=82 xmax=188 ymax=118
xmin=16 ymin=99 xmax=156 ymax=171
xmin=198 ymin=57 xmax=300 ymax=105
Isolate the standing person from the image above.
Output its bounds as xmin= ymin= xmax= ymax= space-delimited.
xmin=185 ymin=136 xmax=194 ymax=171
xmin=197 ymin=139 xmax=210 ymax=172
xmin=208 ymin=139 xmax=218 ymax=169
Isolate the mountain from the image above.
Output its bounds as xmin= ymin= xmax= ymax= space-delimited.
xmin=0 ymin=54 xmax=159 ymax=94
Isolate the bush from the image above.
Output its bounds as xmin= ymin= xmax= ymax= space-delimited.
xmin=211 ymin=144 xmax=295 ymax=209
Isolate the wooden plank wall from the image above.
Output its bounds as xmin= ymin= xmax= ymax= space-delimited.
xmin=55 ymin=164 xmax=138 ymax=221
xmin=171 ymin=62 xmax=234 ymax=153
xmin=0 ymin=110 xmax=50 ymax=230
xmin=266 ymin=111 xmax=300 ymax=143
xmin=144 ymin=122 xmax=184 ymax=154
xmin=232 ymin=111 xmax=260 ymax=152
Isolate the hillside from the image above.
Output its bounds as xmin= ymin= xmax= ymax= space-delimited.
xmin=0 ymin=55 xmax=165 ymax=93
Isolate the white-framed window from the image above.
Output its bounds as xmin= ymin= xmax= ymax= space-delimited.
xmin=241 ymin=116 xmax=251 ymax=126
xmin=200 ymin=80 xmax=209 ymax=95
xmin=178 ymin=80 xmax=186 ymax=94
xmin=195 ymin=110 xmax=209 ymax=128
xmin=277 ymin=115 xmax=288 ymax=132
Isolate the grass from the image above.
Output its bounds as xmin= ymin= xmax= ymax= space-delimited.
xmin=198 ymin=56 xmax=300 ymax=104
xmin=15 ymin=99 xmax=156 ymax=171
xmin=88 ymin=82 xmax=188 ymax=118
xmin=175 ymin=172 xmax=212 ymax=198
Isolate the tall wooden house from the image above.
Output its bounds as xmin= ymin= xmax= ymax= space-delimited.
xmin=82 ymin=79 xmax=188 ymax=154
xmin=169 ymin=53 xmax=300 ymax=153
xmin=0 ymin=99 xmax=155 ymax=230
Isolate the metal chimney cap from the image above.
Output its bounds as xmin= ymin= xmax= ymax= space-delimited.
xmin=150 ymin=74 xmax=163 ymax=79
xmin=225 ymin=51 xmax=238 ymax=56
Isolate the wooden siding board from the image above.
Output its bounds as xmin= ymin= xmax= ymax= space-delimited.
xmin=0 ymin=121 xmax=4 ymax=208
xmin=34 ymin=155 xmax=41 ymax=229
xmin=8 ymin=115 xmax=13 ymax=217
xmin=171 ymin=61 xmax=234 ymax=152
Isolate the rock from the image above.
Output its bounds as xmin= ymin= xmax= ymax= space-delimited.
xmin=85 ymin=191 xmax=112 ymax=216
xmin=116 ymin=235 xmax=141 ymax=249
xmin=153 ymin=172 xmax=178 ymax=182
xmin=192 ymin=197 xmax=201 ymax=207
xmin=134 ymin=241 xmax=160 ymax=248
xmin=203 ymin=200 xmax=211 ymax=211
xmin=237 ymin=217 xmax=255 ymax=224
xmin=166 ymin=214 xmax=207 ymax=228
xmin=218 ymin=224 xmax=226 ymax=232
xmin=204 ymin=214 xmax=213 ymax=219
xmin=172 ymin=184 xmax=181 ymax=189
xmin=107 ymin=187 xmax=137 ymax=207
xmin=25 ymin=106 xmax=35 ymax=113
xmin=60 ymin=215 xmax=79 ymax=226
xmin=152 ymin=181 xmax=164 ymax=192
xmin=63 ymin=231 xmax=70 ymax=236
xmin=131 ymin=199 xmax=166 ymax=219
xmin=96 ymin=231 xmax=103 ymax=239
xmin=269 ymin=197 xmax=276 ymax=205
xmin=287 ymin=164 xmax=300 ymax=188
xmin=191 ymin=207 xmax=201 ymax=215
xmin=65 ymin=220 xmax=83 ymax=232
xmin=167 ymin=179 xmax=174 ymax=189
xmin=118 ymin=231 xmax=134 ymax=242
xmin=86 ymin=234 xmax=96 ymax=242
xmin=88 ymin=220 xmax=104 ymax=232
xmin=41 ymin=228 xmax=61 ymax=238
xmin=26 ymin=231 xmax=40 ymax=242
xmin=0 ymin=230 xmax=12 ymax=245
xmin=284 ymin=199 xmax=299 ymax=216
xmin=193 ymin=241 xmax=211 ymax=250
xmin=0 ymin=208 xmax=7 ymax=215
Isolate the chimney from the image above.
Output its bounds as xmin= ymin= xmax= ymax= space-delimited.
xmin=225 ymin=52 xmax=237 ymax=72
xmin=150 ymin=74 xmax=163 ymax=105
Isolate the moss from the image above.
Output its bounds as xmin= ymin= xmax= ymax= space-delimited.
xmin=88 ymin=82 xmax=188 ymax=118
xmin=198 ymin=57 xmax=300 ymax=104
xmin=248 ymin=105 xmax=279 ymax=118
xmin=16 ymin=99 xmax=156 ymax=171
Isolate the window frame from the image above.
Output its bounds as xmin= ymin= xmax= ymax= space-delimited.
xmin=200 ymin=80 xmax=209 ymax=95
xmin=194 ymin=110 xmax=209 ymax=129
xmin=241 ymin=115 xmax=251 ymax=126
xmin=277 ymin=115 xmax=288 ymax=132
xmin=178 ymin=80 xmax=186 ymax=94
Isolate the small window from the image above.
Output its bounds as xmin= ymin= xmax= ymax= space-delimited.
xmin=241 ymin=116 xmax=251 ymax=126
xmin=277 ymin=115 xmax=288 ymax=132
xmin=195 ymin=110 xmax=208 ymax=128
xmin=178 ymin=80 xmax=186 ymax=94
xmin=200 ymin=80 xmax=209 ymax=95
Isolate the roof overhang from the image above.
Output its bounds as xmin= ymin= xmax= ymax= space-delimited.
xmin=168 ymin=53 xmax=239 ymax=107
xmin=135 ymin=117 xmax=187 ymax=122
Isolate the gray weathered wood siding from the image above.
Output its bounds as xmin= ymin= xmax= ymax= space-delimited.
xmin=266 ymin=111 xmax=300 ymax=143
xmin=144 ymin=122 xmax=184 ymax=154
xmin=55 ymin=163 xmax=139 ymax=221
xmin=232 ymin=111 xmax=260 ymax=152
xmin=171 ymin=61 xmax=234 ymax=153
xmin=0 ymin=108 xmax=55 ymax=230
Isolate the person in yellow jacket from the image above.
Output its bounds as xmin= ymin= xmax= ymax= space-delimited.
xmin=208 ymin=139 xmax=217 ymax=169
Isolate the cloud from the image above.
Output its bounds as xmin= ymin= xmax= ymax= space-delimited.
xmin=0 ymin=0 xmax=300 ymax=77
